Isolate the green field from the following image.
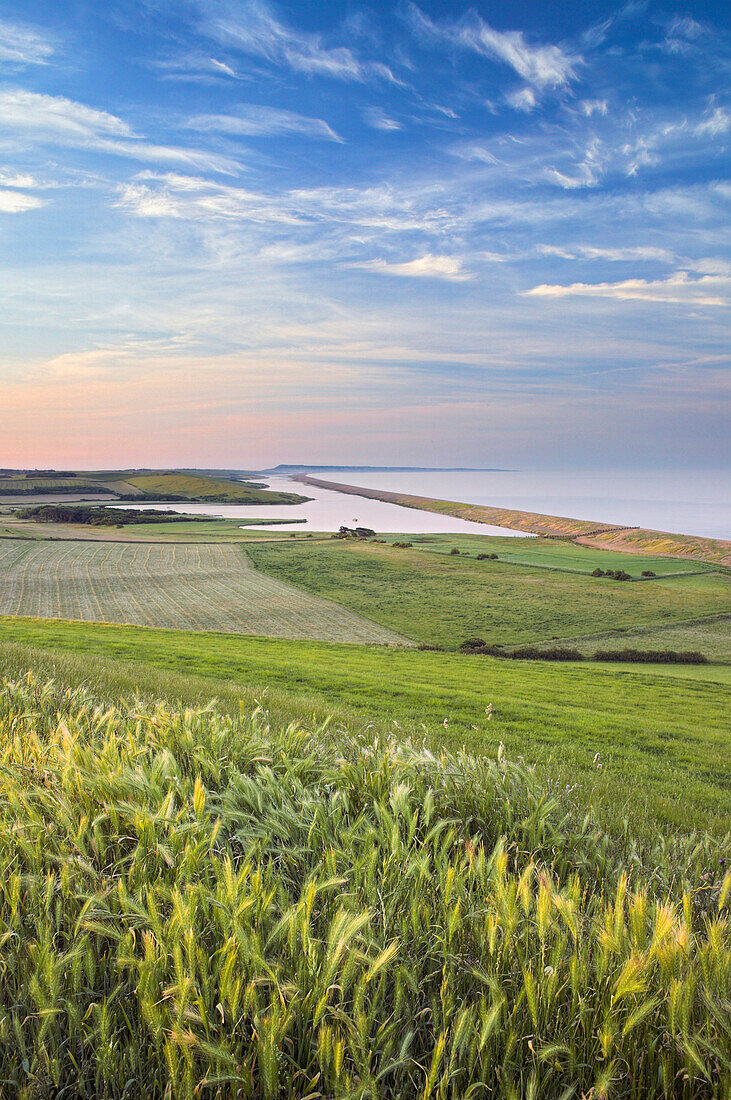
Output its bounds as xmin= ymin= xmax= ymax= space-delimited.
xmin=0 ymin=539 xmax=406 ymax=644
xmin=400 ymin=532 xmax=717 ymax=576
xmin=561 ymin=614 xmax=731 ymax=663
xmin=0 ymin=670 xmax=727 ymax=1099
xmin=246 ymin=539 xmax=731 ymax=650
xmin=125 ymin=472 xmax=307 ymax=504
xmin=2 ymin=616 xmax=728 ymax=835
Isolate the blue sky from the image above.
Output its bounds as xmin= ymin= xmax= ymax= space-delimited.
xmin=1 ymin=0 xmax=729 ymax=469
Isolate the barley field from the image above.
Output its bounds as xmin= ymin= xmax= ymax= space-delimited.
xmin=0 ymin=672 xmax=728 ymax=1099
xmin=0 ymin=539 xmax=406 ymax=644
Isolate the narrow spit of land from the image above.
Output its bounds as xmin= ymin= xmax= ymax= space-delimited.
xmin=294 ymin=475 xmax=731 ymax=566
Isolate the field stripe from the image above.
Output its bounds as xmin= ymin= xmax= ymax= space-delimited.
xmin=0 ymin=538 xmax=409 ymax=644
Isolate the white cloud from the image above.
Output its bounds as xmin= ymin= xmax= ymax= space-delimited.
xmin=696 ymin=107 xmax=731 ymax=136
xmin=188 ymin=104 xmax=343 ymax=141
xmin=537 ymin=245 xmax=675 ymax=263
xmin=406 ymin=3 xmax=578 ymax=88
xmin=209 ymin=57 xmax=237 ymax=77
xmin=0 ymin=18 xmax=53 ymax=65
xmin=362 ymin=107 xmax=401 ymax=131
xmin=0 ymin=90 xmax=237 ymax=174
xmin=545 ymin=166 xmax=600 ymax=189
xmin=0 ymin=89 xmax=132 ymax=141
xmin=0 ymin=172 xmax=39 ymax=189
xmin=505 ymin=87 xmax=537 ymax=112
xmin=347 ymin=254 xmax=472 ymax=281
xmin=0 ymin=188 xmax=44 ymax=213
xmin=524 ymin=271 xmax=729 ymax=306
xmin=200 ymin=0 xmax=399 ymax=83
xmin=580 ymin=99 xmax=608 ymax=117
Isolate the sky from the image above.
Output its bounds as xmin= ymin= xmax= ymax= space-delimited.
xmin=0 ymin=0 xmax=729 ymax=470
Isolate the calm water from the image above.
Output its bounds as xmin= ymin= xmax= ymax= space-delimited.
xmin=114 ymin=469 xmax=729 ymax=538
xmin=302 ymin=468 xmax=730 ymax=540
xmin=114 ymin=478 xmax=526 ymax=536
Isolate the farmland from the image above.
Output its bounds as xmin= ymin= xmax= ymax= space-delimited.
xmin=0 ymin=539 xmax=407 ymax=644
xmin=0 ymin=470 xmax=310 ymax=505
xmin=1 ymin=616 xmax=729 ymax=835
xmin=123 ymin=472 xmax=308 ymax=503
xmin=246 ymin=538 xmax=731 ymax=650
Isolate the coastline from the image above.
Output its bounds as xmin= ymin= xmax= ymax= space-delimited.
xmin=292 ymin=475 xmax=731 ymax=567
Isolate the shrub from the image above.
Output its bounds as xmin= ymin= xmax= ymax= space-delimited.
xmin=459 ymin=637 xmax=487 ymax=651
xmin=450 ymin=547 xmax=460 ymax=555
xmin=641 ymin=569 xmax=656 ymax=577
xmin=392 ymin=541 xmax=413 ymax=549
xmin=509 ymin=645 xmax=585 ymax=661
xmin=592 ymin=567 xmax=605 ymax=577
xmin=593 ymin=648 xmax=708 ymax=664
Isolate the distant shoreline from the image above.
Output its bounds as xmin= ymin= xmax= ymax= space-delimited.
xmin=293 ymin=475 xmax=731 ymax=567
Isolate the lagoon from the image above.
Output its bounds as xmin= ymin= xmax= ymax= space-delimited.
xmin=115 ymin=476 xmax=527 ymax=536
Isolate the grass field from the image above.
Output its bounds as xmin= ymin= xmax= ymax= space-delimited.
xmin=246 ymin=539 xmax=731 ymax=650
xmin=126 ymin=472 xmax=308 ymax=503
xmin=557 ymin=614 xmax=731 ymax=663
xmin=401 ymin=532 xmax=717 ymax=576
xmin=0 ymin=671 xmax=727 ymax=1099
xmin=0 ymin=516 xmax=318 ymax=542
xmin=1 ymin=616 xmax=728 ymax=835
xmin=0 ymin=539 xmax=406 ymax=644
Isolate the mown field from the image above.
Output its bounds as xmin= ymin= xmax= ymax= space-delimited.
xmin=0 ymin=539 xmax=406 ymax=644
xmin=1 ymin=617 xmax=728 ymax=835
xmin=246 ymin=539 xmax=731 ymax=650
xmin=0 ymin=670 xmax=727 ymax=1098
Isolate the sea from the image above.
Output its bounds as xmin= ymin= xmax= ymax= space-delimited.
xmin=116 ymin=468 xmax=730 ymax=539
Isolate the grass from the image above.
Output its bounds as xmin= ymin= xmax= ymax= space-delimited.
xmin=0 ymin=539 xmax=407 ymax=644
xmin=246 ymin=539 xmax=731 ymax=650
xmin=125 ymin=472 xmax=308 ymax=504
xmin=0 ymin=669 xmax=728 ymax=1099
xmin=554 ymin=615 xmax=731 ymax=664
xmin=0 ymin=516 xmax=319 ymax=542
xmin=402 ymin=533 xmax=716 ymax=577
xmin=1 ymin=617 xmax=729 ymax=836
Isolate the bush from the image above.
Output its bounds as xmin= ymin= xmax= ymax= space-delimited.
xmin=509 ymin=645 xmax=584 ymax=661
xmin=641 ymin=569 xmax=656 ymax=577
xmin=593 ymin=648 xmax=708 ymax=664
xmin=592 ymin=567 xmax=605 ymax=577
xmin=458 ymin=637 xmax=487 ymax=651
xmin=392 ymin=541 xmax=413 ymax=549
xmin=450 ymin=547 xmax=460 ymax=555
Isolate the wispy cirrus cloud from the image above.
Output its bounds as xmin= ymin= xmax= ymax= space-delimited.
xmin=537 ymin=244 xmax=676 ymax=263
xmin=199 ymin=0 xmax=399 ymax=83
xmin=362 ymin=107 xmax=402 ymax=131
xmin=0 ymin=17 xmax=53 ymax=66
xmin=0 ymin=90 xmax=238 ymax=173
xmin=405 ymin=2 xmax=579 ymax=88
xmin=346 ymin=254 xmax=472 ymax=281
xmin=187 ymin=104 xmax=343 ymax=141
xmin=524 ymin=271 xmax=729 ymax=307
